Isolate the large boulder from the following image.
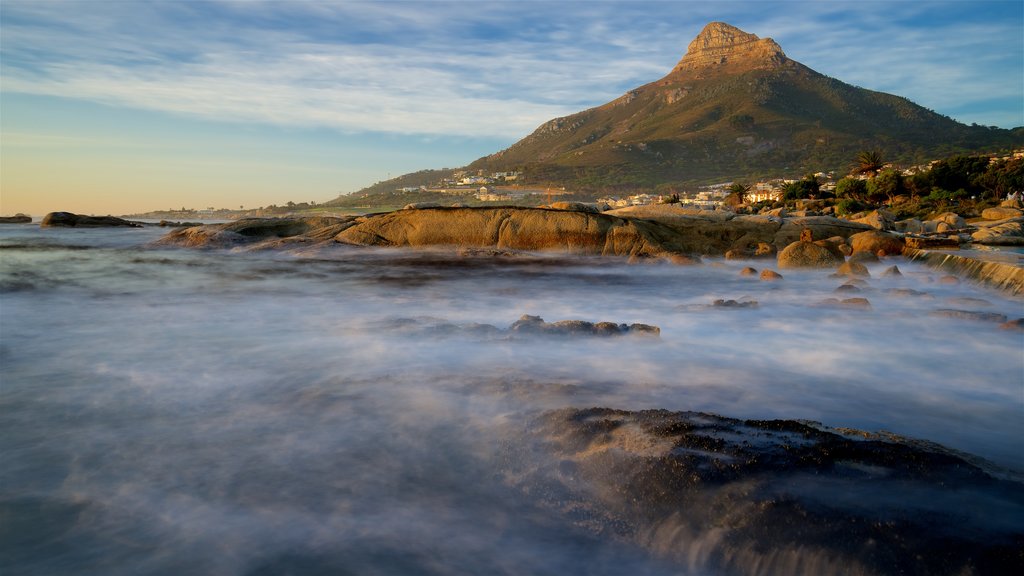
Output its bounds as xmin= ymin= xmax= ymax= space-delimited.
xmin=334 ymin=207 xmax=692 ymax=258
xmin=932 ymin=212 xmax=968 ymax=229
xmin=776 ymin=240 xmax=843 ymax=269
xmin=40 ymin=212 xmax=141 ymax=228
xmin=506 ymin=408 xmax=1024 ymax=576
xmin=971 ymin=220 xmax=1024 ymax=246
xmin=981 ymin=206 xmax=1023 ymax=220
xmin=848 ymin=229 xmax=905 ymax=256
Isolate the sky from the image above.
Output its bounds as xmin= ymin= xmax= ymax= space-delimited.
xmin=1 ymin=0 xmax=1022 ymax=216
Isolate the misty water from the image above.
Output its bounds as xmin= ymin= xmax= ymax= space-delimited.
xmin=1 ymin=223 xmax=1022 ymax=575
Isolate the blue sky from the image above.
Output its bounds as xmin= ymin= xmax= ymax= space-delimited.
xmin=2 ymin=0 xmax=1022 ymax=215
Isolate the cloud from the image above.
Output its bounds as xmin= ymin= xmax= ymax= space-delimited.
xmin=1 ymin=0 xmax=1021 ymax=139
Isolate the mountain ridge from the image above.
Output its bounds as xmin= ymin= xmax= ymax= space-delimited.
xmin=336 ymin=22 xmax=1021 ymax=200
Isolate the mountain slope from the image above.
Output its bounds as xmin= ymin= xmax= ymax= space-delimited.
xmin=339 ymin=22 xmax=1021 ymax=199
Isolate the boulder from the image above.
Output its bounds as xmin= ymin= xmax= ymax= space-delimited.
xmin=934 ymin=212 xmax=968 ymax=229
xmin=972 ymin=220 xmax=1024 ymax=246
xmin=753 ymin=242 xmax=776 ymax=257
xmin=759 ymin=269 xmax=783 ymax=281
xmin=981 ymin=207 xmax=1023 ymax=220
xmin=852 ymin=208 xmax=895 ymax=231
xmin=1001 ymin=197 xmax=1023 ymax=209
xmin=40 ymin=212 xmax=141 ymax=228
xmin=335 ymin=207 xmax=694 ymax=258
xmin=848 ymin=250 xmax=880 ymax=264
xmin=894 ymin=218 xmax=924 ymax=233
xmin=836 ymin=261 xmax=870 ymax=277
xmin=847 ymin=229 xmax=905 ymax=256
xmin=0 ymin=214 xmax=32 ymax=224
xmin=153 ymin=216 xmax=358 ymax=248
xmin=776 ymin=241 xmax=843 ymax=269
xmin=813 ymin=238 xmax=846 ymax=259
xmin=508 ymin=314 xmax=659 ymax=337
xmin=881 ymin=265 xmax=902 ymax=277
xmin=999 ymin=318 xmax=1024 ymax=331
xmin=931 ymin=309 xmax=1008 ymax=323
xmin=739 ymin=266 xmax=758 ymax=277
xmin=507 ymin=408 xmax=1024 ymax=576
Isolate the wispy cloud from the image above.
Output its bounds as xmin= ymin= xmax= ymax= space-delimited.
xmin=2 ymin=0 xmax=1021 ymax=138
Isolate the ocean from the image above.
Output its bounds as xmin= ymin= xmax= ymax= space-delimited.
xmin=1 ymin=222 xmax=1022 ymax=575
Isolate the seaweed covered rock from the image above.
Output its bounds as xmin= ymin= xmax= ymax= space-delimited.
xmin=505 ymin=408 xmax=1024 ymax=576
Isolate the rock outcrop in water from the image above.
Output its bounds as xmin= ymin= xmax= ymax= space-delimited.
xmin=506 ymin=407 xmax=1024 ymax=576
xmin=40 ymin=212 xmax=142 ymax=228
xmin=374 ymin=315 xmax=660 ymax=339
xmin=0 ymin=214 xmax=32 ymax=224
xmin=334 ymin=207 xmax=689 ymax=258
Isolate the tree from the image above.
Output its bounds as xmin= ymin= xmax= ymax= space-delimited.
xmin=727 ymin=182 xmax=751 ymax=205
xmin=866 ymin=168 xmax=904 ymax=204
xmin=783 ymin=175 xmax=820 ymax=201
xmin=854 ymin=150 xmax=884 ymax=176
xmin=835 ymin=177 xmax=868 ymax=202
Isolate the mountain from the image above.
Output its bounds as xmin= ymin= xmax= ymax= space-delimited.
xmin=341 ymin=22 xmax=1022 ymax=199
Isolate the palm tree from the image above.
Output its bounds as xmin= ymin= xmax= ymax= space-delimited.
xmin=854 ymin=150 xmax=884 ymax=176
xmin=727 ymin=182 xmax=751 ymax=205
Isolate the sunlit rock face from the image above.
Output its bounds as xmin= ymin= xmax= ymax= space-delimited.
xmin=506 ymin=408 xmax=1024 ymax=576
xmin=672 ymin=21 xmax=791 ymax=77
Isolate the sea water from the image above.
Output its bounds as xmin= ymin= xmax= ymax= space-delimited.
xmin=1 ymin=223 xmax=1022 ymax=575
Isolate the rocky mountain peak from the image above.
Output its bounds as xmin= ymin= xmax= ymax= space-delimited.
xmin=672 ymin=22 xmax=788 ymax=76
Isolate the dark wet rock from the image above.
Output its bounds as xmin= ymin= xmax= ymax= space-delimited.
xmin=0 ymin=214 xmax=32 ymax=224
xmin=886 ymin=288 xmax=930 ymax=298
xmin=759 ymin=269 xmax=782 ymax=281
xmin=157 ymin=220 xmax=204 ymax=227
xmin=999 ymin=318 xmax=1024 ymax=331
xmin=834 ymin=283 xmax=861 ymax=293
xmin=506 ymin=408 xmax=1024 ymax=576
xmin=40 ymin=212 xmax=141 ymax=228
xmin=847 ymin=229 xmax=905 ymax=256
xmin=777 ymin=241 xmax=843 ymax=269
xmin=836 ymin=260 xmax=870 ymax=277
xmin=881 ymin=265 xmax=902 ymax=277
xmin=509 ymin=314 xmax=659 ymax=337
xmin=739 ymin=266 xmax=758 ymax=277
xmin=946 ymin=296 xmax=992 ymax=307
xmin=711 ymin=299 xmax=758 ymax=309
xmin=930 ymin=309 xmax=1008 ymax=323
xmin=818 ymin=297 xmax=872 ymax=309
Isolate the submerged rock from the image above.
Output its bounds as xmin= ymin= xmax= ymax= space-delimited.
xmin=508 ymin=314 xmax=659 ymax=337
xmin=506 ymin=407 xmax=1024 ymax=576
xmin=930 ymin=309 xmax=1008 ymax=323
xmin=40 ymin=212 xmax=141 ymax=228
